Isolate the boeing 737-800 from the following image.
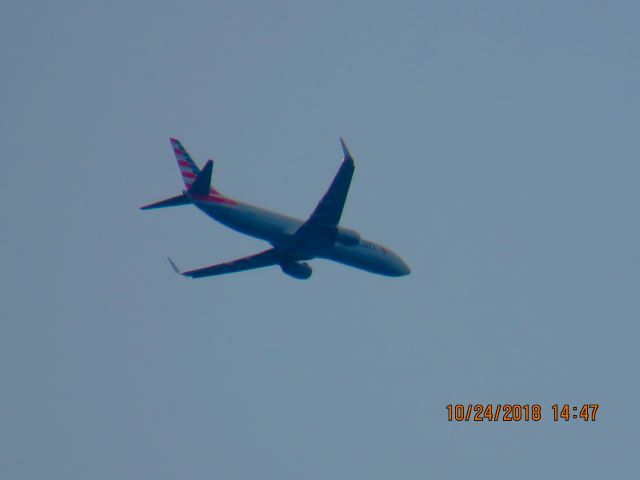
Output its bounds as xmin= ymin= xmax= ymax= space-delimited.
xmin=141 ymin=138 xmax=410 ymax=279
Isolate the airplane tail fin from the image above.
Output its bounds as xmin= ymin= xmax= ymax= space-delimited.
xmin=140 ymin=158 xmax=215 ymax=210
xmin=170 ymin=138 xmax=201 ymax=190
xmin=141 ymin=139 xmax=231 ymax=210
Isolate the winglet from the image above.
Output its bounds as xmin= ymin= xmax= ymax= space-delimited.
xmin=167 ymin=257 xmax=181 ymax=275
xmin=339 ymin=137 xmax=353 ymax=162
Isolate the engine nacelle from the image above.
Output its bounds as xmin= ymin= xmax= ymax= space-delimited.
xmin=280 ymin=261 xmax=313 ymax=280
xmin=335 ymin=226 xmax=361 ymax=246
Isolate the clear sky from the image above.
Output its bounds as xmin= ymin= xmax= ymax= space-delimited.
xmin=2 ymin=1 xmax=639 ymax=478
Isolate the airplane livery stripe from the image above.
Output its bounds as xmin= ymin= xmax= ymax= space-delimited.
xmin=191 ymin=194 xmax=238 ymax=206
xmin=170 ymin=138 xmax=202 ymax=188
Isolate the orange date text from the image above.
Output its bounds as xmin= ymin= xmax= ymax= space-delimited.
xmin=446 ymin=404 xmax=542 ymax=422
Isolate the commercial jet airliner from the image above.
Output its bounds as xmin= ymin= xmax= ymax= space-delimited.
xmin=141 ymin=138 xmax=410 ymax=279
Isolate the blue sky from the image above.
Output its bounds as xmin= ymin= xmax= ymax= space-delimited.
xmin=2 ymin=1 xmax=639 ymax=478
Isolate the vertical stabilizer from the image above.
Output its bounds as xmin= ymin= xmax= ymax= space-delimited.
xmin=170 ymin=138 xmax=201 ymax=190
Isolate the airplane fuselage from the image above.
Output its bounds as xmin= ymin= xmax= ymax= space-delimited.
xmin=192 ymin=195 xmax=411 ymax=277
xmin=143 ymin=137 xmax=411 ymax=279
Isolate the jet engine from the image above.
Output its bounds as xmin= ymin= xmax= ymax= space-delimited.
xmin=335 ymin=226 xmax=361 ymax=246
xmin=280 ymin=261 xmax=313 ymax=280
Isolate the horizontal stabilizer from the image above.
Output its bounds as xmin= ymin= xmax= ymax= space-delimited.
xmin=187 ymin=159 xmax=213 ymax=196
xmin=140 ymin=194 xmax=190 ymax=210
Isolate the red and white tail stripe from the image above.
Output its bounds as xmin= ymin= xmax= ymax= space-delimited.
xmin=170 ymin=138 xmax=201 ymax=190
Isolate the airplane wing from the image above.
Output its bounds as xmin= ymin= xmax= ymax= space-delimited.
xmin=169 ymin=248 xmax=281 ymax=278
xmin=305 ymin=138 xmax=355 ymax=227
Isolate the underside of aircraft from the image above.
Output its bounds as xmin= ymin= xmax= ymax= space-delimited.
xmin=142 ymin=138 xmax=410 ymax=279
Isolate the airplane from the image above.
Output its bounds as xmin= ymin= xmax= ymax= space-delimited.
xmin=141 ymin=138 xmax=411 ymax=280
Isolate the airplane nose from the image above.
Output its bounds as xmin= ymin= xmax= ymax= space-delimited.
xmin=394 ymin=256 xmax=411 ymax=276
xmin=398 ymin=260 xmax=411 ymax=276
